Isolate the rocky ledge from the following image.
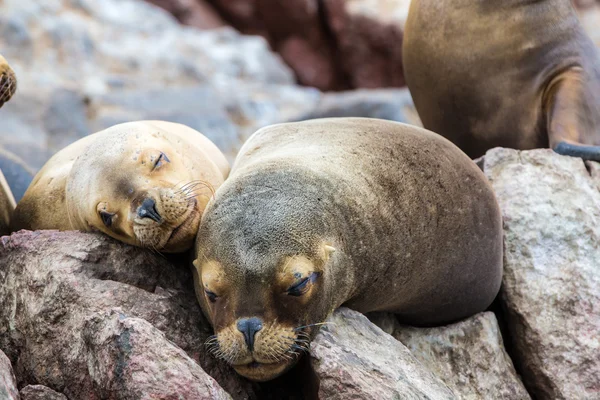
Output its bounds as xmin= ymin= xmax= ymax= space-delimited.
xmin=1 ymin=148 xmax=598 ymax=399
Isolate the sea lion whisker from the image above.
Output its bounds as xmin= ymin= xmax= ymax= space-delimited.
xmin=293 ymin=322 xmax=331 ymax=331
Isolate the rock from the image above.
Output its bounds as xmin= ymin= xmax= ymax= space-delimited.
xmin=310 ymin=307 xmax=456 ymax=400
xmin=0 ymin=148 xmax=34 ymax=202
xmin=145 ymin=0 xmax=226 ymax=29
xmin=0 ymin=230 xmax=318 ymax=399
xmin=323 ymin=0 xmax=409 ymax=88
xmin=0 ymin=0 xmax=305 ymax=168
xmin=391 ymin=312 xmax=531 ymax=400
xmin=483 ymin=148 xmax=600 ymax=400
xmin=297 ymin=87 xmax=421 ymax=126
xmin=575 ymin=0 xmax=600 ymax=47
xmin=84 ymin=310 xmax=231 ymax=399
xmin=0 ymin=230 xmax=255 ymax=399
xmin=19 ymin=385 xmax=67 ymax=400
xmin=0 ymin=349 xmax=18 ymax=400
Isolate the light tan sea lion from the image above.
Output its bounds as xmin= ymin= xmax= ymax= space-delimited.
xmin=12 ymin=121 xmax=229 ymax=253
xmin=403 ymin=0 xmax=600 ymax=161
xmin=193 ymin=118 xmax=503 ymax=381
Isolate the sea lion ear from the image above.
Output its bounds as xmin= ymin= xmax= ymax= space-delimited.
xmin=322 ymin=244 xmax=336 ymax=260
xmin=192 ymin=259 xmax=200 ymax=269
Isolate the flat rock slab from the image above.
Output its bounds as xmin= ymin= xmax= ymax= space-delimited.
xmin=484 ymin=148 xmax=600 ymax=399
xmin=392 ymin=312 xmax=531 ymax=400
xmin=0 ymin=350 xmax=19 ymax=400
xmin=311 ymin=307 xmax=456 ymax=400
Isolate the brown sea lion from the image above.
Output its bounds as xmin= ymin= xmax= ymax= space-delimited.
xmin=193 ymin=118 xmax=503 ymax=381
xmin=403 ymin=0 xmax=600 ymax=161
xmin=12 ymin=121 xmax=229 ymax=253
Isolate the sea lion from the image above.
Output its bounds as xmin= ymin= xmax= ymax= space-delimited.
xmin=12 ymin=121 xmax=229 ymax=253
xmin=0 ymin=54 xmax=17 ymax=108
xmin=402 ymin=0 xmax=600 ymax=161
xmin=0 ymin=53 xmax=17 ymax=235
xmin=193 ymin=117 xmax=503 ymax=381
xmin=0 ymin=169 xmax=16 ymax=236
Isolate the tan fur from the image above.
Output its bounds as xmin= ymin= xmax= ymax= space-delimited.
xmin=194 ymin=118 xmax=503 ymax=381
xmin=0 ymin=170 xmax=16 ymax=236
xmin=0 ymin=53 xmax=17 ymax=234
xmin=12 ymin=121 xmax=229 ymax=253
xmin=403 ymin=0 xmax=600 ymax=159
xmin=0 ymin=54 xmax=16 ymax=108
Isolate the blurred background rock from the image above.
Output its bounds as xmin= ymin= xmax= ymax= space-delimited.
xmin=0 ymin=0 xmax=597 ymax=198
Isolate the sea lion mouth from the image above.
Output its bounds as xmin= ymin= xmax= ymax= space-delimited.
xmin=163 ymin=199 xmax=199 ymax=248
xmin=233 ymin=360 xmax=292 ymax=382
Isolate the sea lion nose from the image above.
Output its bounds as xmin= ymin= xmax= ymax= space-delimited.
xmin=137 ymin=198 xmax=161 ymax=222
xmin=237 ymin=317 xmax=263 ymax=351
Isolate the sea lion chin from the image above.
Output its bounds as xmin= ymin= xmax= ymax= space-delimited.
xmin=12 ymin=120 xmax=230 ymax=253
xmin=193 ymin=118 xmax=503 ymax=381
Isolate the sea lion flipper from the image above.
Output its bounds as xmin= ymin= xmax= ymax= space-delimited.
xmin=553 ymin=142 xmax=600 ymax=162
xmin=544 ymin=67 xmax=600 ymax=162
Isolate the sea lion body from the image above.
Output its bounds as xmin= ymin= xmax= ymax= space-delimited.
xmin=403 ymin=0 xmax=600 ymax=160
xmin=0 ymin=53 xmax=17 ymax=234
xmin=13 ymin=121 xmax=229 ymax=253
xmin=194 ymin=118 xmax=503 ymax=381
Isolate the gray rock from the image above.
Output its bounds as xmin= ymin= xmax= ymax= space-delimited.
xmin=298 ymin=87 xmax=422 ymax=126
xmin=84 ymin=309 xmax=231 ymax=399
xmin=0 ymin=148 xmax=34 ymax=202
xmin=0 ymin=230 xmax=255 ymax=399
xmin=0 ymin=0 xmax=301 ymax=169
xmin=483 ymin=148 xmax=600 ymax=400
xmin=392 ymin=312 xmax=531 ymax=400
xmin=0 ymin=349 xmax=18 ymax=400
xmin=310 ymin=307 xmax=456 ymax=400
xmin=19 ymin=385 xmax=67 ymax=400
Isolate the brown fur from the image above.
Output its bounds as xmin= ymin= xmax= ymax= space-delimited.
xmin=194 ymin=118 xmax=503 ymax=381
xmin=12 ymin=121 xmax=229 ymax=253
xmin=403 ymin=0 xmax=600 ymax=159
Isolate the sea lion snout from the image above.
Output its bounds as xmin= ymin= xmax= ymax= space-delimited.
xmin=236 ymin=317 xmax=263 ymax=351
xmin=136 ymin=197 xmax=161 ymax=223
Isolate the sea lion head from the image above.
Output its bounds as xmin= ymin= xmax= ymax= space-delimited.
xmin=0 ymin=54 xmax=17 ymax=108
xmin=66 ymin=123 xmax=218 ymax=253
xmin=193 ymin=176 xmax=339 ymax=381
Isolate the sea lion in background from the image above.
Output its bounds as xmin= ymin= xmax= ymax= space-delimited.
xmin=0 ymin=53 xmax=17 ymax=234
xmin=12 ymin=121 xmax=229 ymax=253
xmin=193 ymin=118 xmax=503 ymax=381
xmin=0 ymin=54 xmax=17 ymax=108
xmin=403 ymin=0 xmax=600 ymax=161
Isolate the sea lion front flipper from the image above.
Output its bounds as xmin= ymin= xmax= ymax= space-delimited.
xmin=545 ymin=67 xmax=600 ymax=162
xmin=553 ymin=142 xmax=600 ymax=162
